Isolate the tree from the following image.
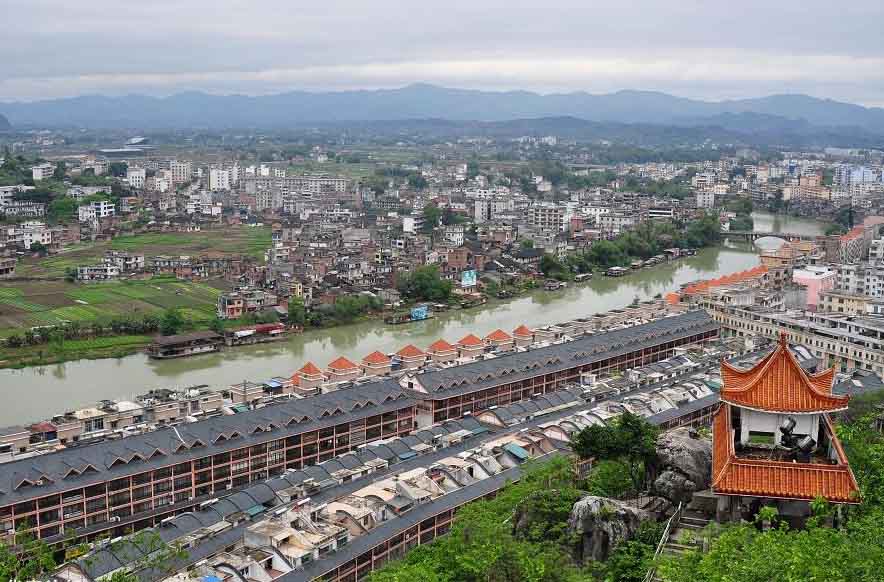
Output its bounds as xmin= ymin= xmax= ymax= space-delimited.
xmin=408 ymin=173 xmax=428 ymax=190
xmin=540 ymin=253 xmax=568 ymax=279
xmin=572 ymin=412 xmax=658 ymax=490
xmin=28 ymin=242 xmax=47 ymax=256
xmin=209 ymin=315 xmax=225 ymax=334
xmin=160 ymin=308 xmax=185 ymax=336
xmin=422 ymin=204 xmax=442 ymax=233
xmin=397 ymin=266 xmax=453 ymax=302
xmin=0 ymin=528 xmax=57 ymax=580
xmin=109 ymin=161 xmax=128 ymax=177
xmin=49 ymin=197 xmax=78 ymax=222
xmin=287 ymin=297 xmax=307 ymax=327
xmin=52 ymin=161 xmax=66 ymax=181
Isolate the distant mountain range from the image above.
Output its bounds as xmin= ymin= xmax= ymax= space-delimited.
xmin=2 ymin=84 xmax=884 ymax=136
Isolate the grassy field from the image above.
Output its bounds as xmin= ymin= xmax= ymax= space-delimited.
xmin=15 ymin=226 xmax=271 ymax=278
xmin=0 ymin=334 xmax=152 ymax=368
xmin=0 ymin=277 xmax=225 ymax=338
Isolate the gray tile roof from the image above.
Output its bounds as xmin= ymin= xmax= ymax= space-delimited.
xmin=0 ymin=381 xmax=414 ymax=504
xmin=412 ymin=311 xmax=718 ymax=398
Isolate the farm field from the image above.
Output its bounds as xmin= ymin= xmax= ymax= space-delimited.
xmin=0 ymin=277 xmax=226 ymax=338
xmin=15 ymin=226 xmax=270 ymax=278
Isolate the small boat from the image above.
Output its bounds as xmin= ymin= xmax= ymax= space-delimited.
xmin=605 ymin=266 xmax=629 ymax=277
xmin=544 ymin=280 xmax=566 ymax=291
xmin=574 ymin=273 xmax=593 ymax=283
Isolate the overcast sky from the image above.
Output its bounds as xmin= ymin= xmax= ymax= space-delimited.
xmin=4 ymin=0 xmax=884 ymax=105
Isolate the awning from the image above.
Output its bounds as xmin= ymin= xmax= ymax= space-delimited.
xmin=503 ymin=443 xmax=531 ymax=461
xmin=245 ymin=505 xmax=264 ymax=517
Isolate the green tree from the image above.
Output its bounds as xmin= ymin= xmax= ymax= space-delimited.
xmin=422 ymin=204 xmax=442 ymax=233
xmin=572 ymin=412 xmax=658 ymax=490
xmin=540 ymin=253 xmax=568 ymax=279
xmin=397 ymin=266 xmax=453 ymax=302
xmin=287 ymin=297 xmax=307 ymax=326
xmin=49 ymin=197 xmax=78 ymax=222
xmin=0 ymin=528 xmax=57 ymax=580
xmin=160 ymin=308 xmax=185 ymax=336
xmin=52 ymin=161 xmax=66 ymax=181
xmin=109 ymin=161 xmax=128 ymax=177
xmin=28 ymin=242 xmax=47 ymax=255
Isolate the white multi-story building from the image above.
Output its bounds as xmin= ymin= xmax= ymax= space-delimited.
xmin=30 ymin=163 xmax=55 ymax=181
xmin=4 ymin=222 xmax=53 ymax=250
xmin=77 ymin=264 xmax=120 ymax=281
xmin=209 ymin=168 xmax=232 ymax=191
xmin=529 ymin=203 xmax=565 ymax=232
xmin=78 ymin=200 xmax=115 ymax=222
xmin=696 ymin=190 xmax=715 ymax=209
xmin=126 ymin=167 xmax=146 ymax=189
xmin=169 ymin=160 xmax=192 ymax=184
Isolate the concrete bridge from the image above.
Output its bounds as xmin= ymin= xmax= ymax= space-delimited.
xmin=723 ymin=230 xmax=815 ymax=242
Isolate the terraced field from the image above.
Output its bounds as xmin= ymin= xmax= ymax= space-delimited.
xmin=0 ymin=278 xmax=225 ymax=337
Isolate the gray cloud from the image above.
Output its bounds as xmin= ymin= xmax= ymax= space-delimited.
xmin=3 ymin=0 xmax=884 ymax=104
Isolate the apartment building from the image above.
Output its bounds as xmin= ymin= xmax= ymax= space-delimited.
xmin=401 ymin=310 xmax=719 ymax=425
xmin=170 ymin=161 xmax=193 ymax=184
xmin=217 ymin=288 xmax=279 ymax=319
xmin=706 ymin=305 xmax=884 ymax=375
xmin=528 ymin=203 xmax=565 ymax=232
xmin=0 ymin=257 xmax=15 ymax=278
xmin=126 ymin=167 xmax=146 ymax=189
xmin=31 ymin=163 xmax=55 ymax=181
xmin=76 ymin=264 xmax=121 ymax=281
xmin=0 ymin=382 xmax=416 ymax=545
xmin=696 ymin=190 xmax=715 ymax=209
xmin=78 ymin=200 xmax=115 ymax=222
xmin=836 ymin=261 xmax=884 ymax=298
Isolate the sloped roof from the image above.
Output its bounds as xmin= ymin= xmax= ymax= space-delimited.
xmin=720 ymin=333 xmax=848 ymax=413
xmin=712 ymin=404 xmax=859 ymax=503
xmin=512 ymin=325 xmax=533 ymax=337
xmin=427 ymin=339 xmax=455 ymax=352
xmin=458 ymin=334 xmax=484 ymax=347
xmin=328 ymin=356 xmax=358 ymax=371
xmin=485 ymin=329 xmax=512 ymax=342
xmin=298 ymin=361 xmax=323 ymax=376
xmin=363 ymin=351 xmax=391 ymax=365
xmin=396 ymin=344 xmax=425 ymax=358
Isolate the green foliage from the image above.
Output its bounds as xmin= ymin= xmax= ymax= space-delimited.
xmin=540 ymin=253 xmax=568 ymax=279
xmin=572 ymin=412 xmax=659 ymax=490
xmin=729 ymin=215 xmax=754 ymax=232
xmin=422 ymin=203 xmax=442 ymax=233
xmin=160 ymin=307 xmax=185 ymax=335
xmin=109 ymin=162 xmax=128 ymax=177
xmin=397 ymin=266 xmax=452 ymax=302
xmin=0 ymin=528 xmax=57 ymax=580
xmin=48 ymin=197 xmax=78 ymax=222
xmin=287 ymin=297 xmax=306 ymax=326
xmin=52 ymin=161 xmax=66 ymax=181
xmin=408 ymin=173 xmax=428 ymax=190
xmin=602 ymin=540 xmax=655 ymax=582
xmin=586 ymin=460 xmax=634 ymax=498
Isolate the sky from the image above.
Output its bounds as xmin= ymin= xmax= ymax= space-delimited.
xmin=4 ymin=0 xmax=884 ymax=106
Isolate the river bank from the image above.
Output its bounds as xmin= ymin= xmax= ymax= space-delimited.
xmin=0 ymin=245 xmax=764 ymax=426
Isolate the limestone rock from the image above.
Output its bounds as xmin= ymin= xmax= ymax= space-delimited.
xmin=568 ymin=495 xmax=651 ymax=563
xmin=653 ymin=427 xmax=712 ymax=503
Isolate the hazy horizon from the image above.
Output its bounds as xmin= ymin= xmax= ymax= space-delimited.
xmin=4 ymin=1 xmax=884 ymax=106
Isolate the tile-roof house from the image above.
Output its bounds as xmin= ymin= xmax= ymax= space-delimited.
xmin=295 ymin=361 xmax=326 ymax=391
xmin=396 ymin=345 xmax=426 ymax=370
xmin=426 ymin=339 xmax=457 ymax=363
xmin=327 ymin=357 xmax=361 ymax=382
xmin=484 ymin=329 xmax=514 ymax=351
xmin=457 ymin=334 xmax=485 ymax=359
xmin=362 ymin=351 xmax=392 ymax=377
xmin=513 ymin=324 xmax=534 ymax=347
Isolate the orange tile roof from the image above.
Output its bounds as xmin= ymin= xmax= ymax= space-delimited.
xmin=427 ymin=339 xmax=455 ymax=352
xmin=327 ymin=356 xmax=358 ymax=371
xmin=457 ymin=333 xmax=484 ymax=347
xmin=512 ymin=324 xmax=533 ymax=337
xmin=840 ymin=226 xmax=864 ymax=242
xmin=665 ymin=291 xmax=681 ymax=305
xmin=289 ymin=373 xmax=300 ymax=386
xmin=712 ymin=405 xmax=860 ymax=503
xmin=362 ymin=351 xmax=391 ymax=365
xmin=396 ymin=344 xmax=425 ymax=358
xmin=298 ymin=361 xmax=323 ymax=376
xmin=485 ymin=329 xmax=512 ymax=342
xmin=683 ymin=264 xmax=768 ymax=296
xmin=720 ymin=333 xmax=848 ymax=413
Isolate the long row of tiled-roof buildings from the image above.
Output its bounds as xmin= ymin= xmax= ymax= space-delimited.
xmin=0 ymin=311 xmax=719 ymax=552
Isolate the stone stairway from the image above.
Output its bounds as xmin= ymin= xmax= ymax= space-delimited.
xmin=660 ymin=511 xmax=710 ymax=557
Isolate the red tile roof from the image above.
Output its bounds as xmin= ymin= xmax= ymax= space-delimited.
xmin=328 ymin=356 xmax=358 ymax=371
xmin=683 ymin=265 xmax=768 ymax=296
xmin=712 ymin=405 xmax=859 ymax=503
xmin=720 ymin=333 xmax=848 ymax=413
xmin=485 ymin=329 xmax=512 ymax=342
xmin=427 ymin=339 xmax=455 ymax=352
xmin=458 ymin=333 xmax=484 ymax=347
xmin=289 ymin=373 xmax=300 ymax=386
xmin=396 ymin=344 xmax=425 ymax=358
xmin=512 ymin=325 xmax=533 ymax=337
xmin=298 ymin=361 xmax=323 ymax=376
xmin=362 ymin=351 xmax=391 ymax=365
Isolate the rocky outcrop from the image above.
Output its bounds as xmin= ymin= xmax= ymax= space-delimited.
xmin=568 ymin=496 xmax=651 ymax=562
xmin=652 ymin=427 xmax=712 ymax=504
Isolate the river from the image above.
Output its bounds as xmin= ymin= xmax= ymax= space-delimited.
xmin=750 ymin=211 xmax=829 ymax=236
xmin=0 ymin=211 xmax=824 ymax=426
